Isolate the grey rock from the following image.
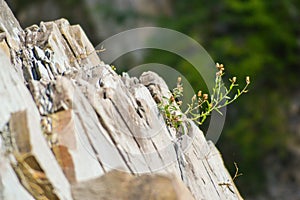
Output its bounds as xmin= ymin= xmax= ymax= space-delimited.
xmin=0 ymin=2 xmax=243 ymax=199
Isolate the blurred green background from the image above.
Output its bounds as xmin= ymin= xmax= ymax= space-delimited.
xmin=7 ymin=0 xmax=300 ymax=199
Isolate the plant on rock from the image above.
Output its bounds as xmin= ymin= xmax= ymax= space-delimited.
xmin=158 ymin=63 xmax=250 ymax=133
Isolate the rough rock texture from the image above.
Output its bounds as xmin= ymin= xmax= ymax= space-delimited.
xmin=0 ymin=1 xmax=242 ymax=199
xmin=71 ymin=170 xmax=194 ymax=200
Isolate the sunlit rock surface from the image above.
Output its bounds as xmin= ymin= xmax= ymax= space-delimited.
xmin=0 ymin=1 xmax=242 ymax=199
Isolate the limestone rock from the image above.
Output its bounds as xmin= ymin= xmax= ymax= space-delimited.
xmin=0 ymin=0 xmax=23 ymax=50
xmin=71 ymin=170 xmax=194 ymax=200
xmin=0 ymin=50 xmax=72 ymax=200
xmin=0 ymin=1 xmax=243 ymax=199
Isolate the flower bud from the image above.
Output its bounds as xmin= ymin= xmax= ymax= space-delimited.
xmin=177 ymin=101 xmax=182 ymax=106
xmin=177 ymin=77 xmax=182 ymax=84
xmin=246 ymin=76 xmax=250 ymax=84
xmin=216 ymin=63 xmax=224 ymax=70
xmin=197 ymin=90 xmax=202 ymax=97
xmin=232 ymin=77 xmax=237 ymax=83
xmin=192 ymin=94 xmax=196 ymax=102
xmin=170 ymin=96 xmax=175 ymax=102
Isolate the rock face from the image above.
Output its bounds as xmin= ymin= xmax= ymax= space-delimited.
xmin=71 ymin=170 xmax=194 ymax=200
xmin=0 ymin=1 xmax=242 ymax=199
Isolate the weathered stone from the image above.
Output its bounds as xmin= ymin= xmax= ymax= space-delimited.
xmin=55 ymin=19 xmax=101 ymax=69
xmin=140 ymin=71 xmax=172 ymax=103
xmin=0 ymin=49 xmax=72 ymax=200
xmin=0 ymin=0 xmax=23 ymax=50
xmin=0 ymin=39 xmax=10 ymax=58
xmin=82 ymin=65 xmax=182 ymax=174
xmin=69 ymin=78 xmax=131 ymax=173
xmin=0 ymin=2 xmax=243 ymax=199
xmin=71 ymin=170 xmax=195 ymax=200
xmin=139 ymin=71 xmax=243 ymax=200
xmin=48 ymin=79 xmax=105 ymax=183
xmin=0 ymin=149 xmax=35 ymax=200
xmin=52 ymin=145 xmax=76 ymax=183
